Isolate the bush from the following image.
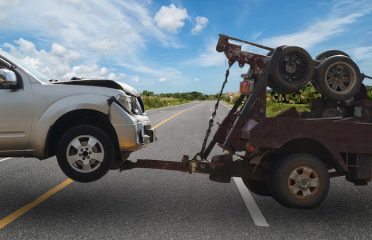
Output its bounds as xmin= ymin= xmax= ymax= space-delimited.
xmin=267 ymin=84 xmax=320 ymax=104
xmin=142 ymin=96 xmax=189 ymax=110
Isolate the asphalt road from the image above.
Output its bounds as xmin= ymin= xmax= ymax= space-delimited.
xmin=1 ymin=101 xmax=372 ymax=239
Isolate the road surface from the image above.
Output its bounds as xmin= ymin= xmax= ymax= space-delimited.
xmin=1 ymin=101 xmax=372 ymax=239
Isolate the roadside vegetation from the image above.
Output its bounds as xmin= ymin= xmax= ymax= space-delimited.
xmin=141 ymin=90 xmax=216 ymax=110
xmin=224 ymin=85 xmax=320 ymax=117
xmin=143 ymin=85 xmax=372 ymax=113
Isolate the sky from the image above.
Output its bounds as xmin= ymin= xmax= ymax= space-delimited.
xmin=0 ymin=0 xmax=371 ymax=94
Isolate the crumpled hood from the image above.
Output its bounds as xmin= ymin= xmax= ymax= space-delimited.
xmin=52 ymin=79 xmax=140 ymax=97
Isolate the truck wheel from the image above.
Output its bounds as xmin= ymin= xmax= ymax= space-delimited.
xmin=315 ymin=50 xmax=350 ymax=61
xmin=270 ymin=153 xmax=330 ymax=209
xmin=269 ymin=46 xmax=314 ymax=93
xmin=315 ymin=55 xmax=362 ymax=101
xmin=56 ymin=125 xmax=114 ymax=182
xmin=242 ymin=178 xmax=270 ymax=196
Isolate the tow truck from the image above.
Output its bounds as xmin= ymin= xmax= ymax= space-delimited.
xmin=122 ymin=34 xmax=372 ymax=209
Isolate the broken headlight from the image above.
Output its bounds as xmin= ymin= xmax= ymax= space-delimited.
xmin=117 ymin=95 xmax=143 ymax=115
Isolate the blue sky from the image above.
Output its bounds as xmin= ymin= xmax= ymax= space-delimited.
xmin=0 ymin=0 xmax=371 ymax=93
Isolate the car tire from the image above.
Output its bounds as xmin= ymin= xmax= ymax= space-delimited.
xmin=56 ymin=125 xmax=114 ymax=182
xmin=315 ymin=50 xmax=350 ymax=61
xmin=242 ymin=178 xmax=271 ymax=196
xmin=270 ymin=153 xmax=330 ymax=209
xmin=269 ymin=46 xmax=314 ymax=93
xmin=315 ymin=55 xmax=362 ymax=101
xmin=313 ymin=50 xmax=350 ymax=91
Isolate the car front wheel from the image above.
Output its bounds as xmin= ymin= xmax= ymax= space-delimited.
xmin=56 ymin=125 xmax=114 ymax=182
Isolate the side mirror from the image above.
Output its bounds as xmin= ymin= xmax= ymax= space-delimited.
xmin=0 ymin=69 xmax=17 ymax=87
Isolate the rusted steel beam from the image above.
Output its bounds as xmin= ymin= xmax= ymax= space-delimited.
xmin=134 ymin=159 xmax=190 ymax=172
xmin=124 ymin=154 xmax=251 ymax=180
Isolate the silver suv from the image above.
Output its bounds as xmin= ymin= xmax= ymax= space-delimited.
xmin=0 ymin=50 xmax=154 ymax=182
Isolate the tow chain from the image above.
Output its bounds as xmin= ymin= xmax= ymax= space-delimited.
xmin=192 ymin=63 xmax=233 ymax=161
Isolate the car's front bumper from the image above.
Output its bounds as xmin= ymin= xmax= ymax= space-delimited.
xmin=109 ymin=101 xmax=154 ymax=152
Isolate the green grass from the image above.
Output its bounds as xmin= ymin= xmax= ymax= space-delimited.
xmin=223 ymin=99 xmax=310 ymax=117
xmin=142 ymin=96 xmax=191 ymax=110
xmin=266 ymin=102 xmax=310 ymax=117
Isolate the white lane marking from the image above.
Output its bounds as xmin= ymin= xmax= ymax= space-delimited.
xmin=0 ymin=157 xmax=11 ymax=163
xmin=220 ymin=101 xmax=232 ymax=110
xmin=220 ymin=101 xmax=231 ymax=109
xmin=219 ymin=102 xmax=269 ymax=227
xmin=233 ymin=177 xmax=269 ymax=227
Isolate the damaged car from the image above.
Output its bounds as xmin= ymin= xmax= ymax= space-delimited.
xmin=0 ymin=50 xmax=154 ymax=182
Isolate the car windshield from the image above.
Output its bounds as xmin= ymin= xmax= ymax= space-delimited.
xmin=0 ymin=49 xmax=50 ymax=82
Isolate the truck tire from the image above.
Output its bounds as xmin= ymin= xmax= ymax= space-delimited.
xmin=315 ymin=55 xmax=362 ymax=101
xmin=269 ymin=46 xmax=314 ymax=93
xmin=315 ymin=50 xmax=350 ymax=61
xmin=56 ymin=125 xmax=114 ymax=182
xmin=242 ymin=178 xmax=270 ymax=196
xmin=270 ymin=153 xmax=330 ymax=209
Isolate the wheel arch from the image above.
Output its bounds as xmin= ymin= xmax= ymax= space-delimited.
xmin=44 ymin=109 xmax=120 ymax=159
xmin=274 ymin=138 xmax=347 ymax=172
xmin=31 ymin=94 xmax=116 ymax=158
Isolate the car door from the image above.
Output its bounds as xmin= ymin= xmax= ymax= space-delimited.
xmin=0 ymin=66 xmax=33 ymax=153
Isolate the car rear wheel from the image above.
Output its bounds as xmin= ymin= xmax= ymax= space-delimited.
xmin=270 ymin=153 xmax=330 ymax=209
xmin=56 ymin=125 xmax=114 ymax=182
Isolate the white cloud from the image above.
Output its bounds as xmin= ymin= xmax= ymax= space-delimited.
xmin=194 ymin=78 xmax=200 ymax=82
xmin=0 ymin=0 xmax=186 ymax=83
xmin=353 ymin=46 xmax=372 ymax=61
xmin=158 ymin=77 xmax=167 ymax=82
xmin=154 ymin=4 xmax=188 ymax=33
xmin=2 ymin=38 xmax=119 ymax=80
xmin=251 ymin=32 xmax=262 ymax=40
xmin=191 ymin=16 xmax=209 ymax=35
xmin=262 ymin=13 xmax=365 ymax=49
xmin=132 ymin=75 xmax=140 ymax=83
xmin=120 ymin=62 xmax=182 ymax=82
xmin=0 ymin=0 xmax=176 ymax=58
xmin=184 ymin=38 xmax=225 ymax=67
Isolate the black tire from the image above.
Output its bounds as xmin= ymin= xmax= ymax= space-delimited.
xmin=313 ymin=50 xmax=350 ymax=91
xmin=268 ymin=79 xmax=288 ymax=94
xmin=315 ymin=50 xmax=350 ymax=61
xmin=242 ymin=178 xmax=270 ymax=196
xmin=270 ymin=153 xmax=330 ymax=209
xmin=316 ymin=55 xmax=362 ymax=101
xmin=269 ymin=46 xmax=314 ymax=93
xmin=56 ymin=125 xmax=114 ymax=182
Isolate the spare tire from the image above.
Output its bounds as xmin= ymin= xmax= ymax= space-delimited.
xmin=268 ymin=79 xmax=288 ymax=94
xmin=315 ymin=50 xmax=350 ymax=61
xmin=267 ymin=49 xmax=287 ymax=93
xmin=315 ymin=55 xmax=362 ymax=101
xmin=313 ymin=50 xmax=350 ymax=92
xmin=269 ymin=46 xmax=314 ymax=93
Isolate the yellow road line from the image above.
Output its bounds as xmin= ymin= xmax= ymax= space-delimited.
xmin=151 ymin=103 xmax=199 ymax=130
xmin=0 ymin=178 xmax=73 ymax=229
xmin=0 ymin=103 xmax=200 ymax=230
